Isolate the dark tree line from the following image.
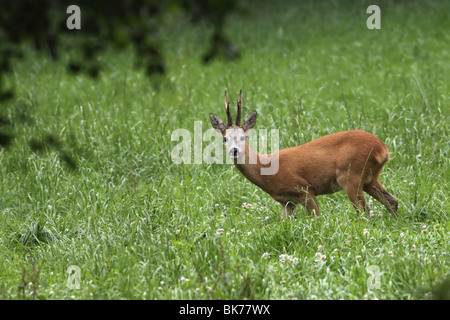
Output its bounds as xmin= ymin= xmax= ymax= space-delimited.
xmin=0 ymin=0 xmax=241 ymax=167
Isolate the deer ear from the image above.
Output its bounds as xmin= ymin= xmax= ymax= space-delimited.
xmin=209 ymin=113 xmax=226 ymax=133
xmin=242 ymin=111 xmax=257 ymax=131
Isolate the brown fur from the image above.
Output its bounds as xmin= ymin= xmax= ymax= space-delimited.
xmin=210 ymin=92 xmax=398 ymax=220
xmin=234 ymin=130 xmax=398 ymax=219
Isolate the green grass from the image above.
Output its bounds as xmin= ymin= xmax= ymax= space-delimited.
xmin=0 ymin=0 xmax=449 ymax=299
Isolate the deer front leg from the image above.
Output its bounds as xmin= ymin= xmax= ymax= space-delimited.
xmin=300 ymin=191 xmax=320 ymax=217
xmin=280 ymin=202 xmax=295 ymax=220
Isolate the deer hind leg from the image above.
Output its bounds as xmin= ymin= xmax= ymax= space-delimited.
xmin=364 ymin=180 xmax=398 ymax=218
xmin=345 ymin=182 xmax=368 ymax=214
xmin=337 ymin=172 xmax=368 ymax=215
xmin=337 ymin=165 xmax=372 ymax=215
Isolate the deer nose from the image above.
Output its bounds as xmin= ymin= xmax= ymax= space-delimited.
xmin=229 ymin=147 xmax=239 ymax=157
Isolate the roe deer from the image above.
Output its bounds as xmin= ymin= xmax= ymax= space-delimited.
xmin=209 ymin=90 xmax=398 ymax=219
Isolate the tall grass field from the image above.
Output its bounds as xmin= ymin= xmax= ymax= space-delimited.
xmin=0 ymin=0 xmax=449 ymax=300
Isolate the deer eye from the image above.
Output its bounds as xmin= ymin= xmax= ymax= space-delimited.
xmin=240 ymin=136 xmax=245 ymax=141
xmin=223 ymin=137 xmax=228 ymax=143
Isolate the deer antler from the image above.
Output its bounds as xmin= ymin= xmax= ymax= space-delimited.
xmin=225 ymin=90 xmax=232 ymax=126
xmin=236 ymin=89 xmax=242 ymax=126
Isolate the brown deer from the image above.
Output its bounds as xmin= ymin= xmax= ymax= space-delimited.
xmin=209 ymin=90 xmax=398 ymax=219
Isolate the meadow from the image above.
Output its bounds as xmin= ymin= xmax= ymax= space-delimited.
xmin=0 ymin=0 xmax=449 ymax=300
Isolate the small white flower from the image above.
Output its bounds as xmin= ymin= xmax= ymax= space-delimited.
xmin=216 ymin=228 xmax=225 ymax=235
xmin=333 ymin=248 xmax=338 ymax=255
xmin=290 ymin=257 xmax=299 ymax=264
xmin=262 ymin=252 xmax=271 ymax=260
xmin=196 ymin=186 xmax=202 ymax=190
xmin=355 ymin=255 xmax=362 ymax=260
xmin=421 ymin=225 xmax=428 ymax=233
xmin=47 ymin=205 xmax=53 ymax=210
xmin=247 ymin=231 xmax=252 ymax=236
xmin=318 ymin=245 xmax=324 ymax=251
xmin=388 ymin=251 xmax=394 ymax=257
xmin=230 ymin=228 xmax=235 ymax=234
xmin=411 ymin=245 xmax=416 ymax=252
xmin=242 ymin=202 xmax=253 ymax=209
xmin=315 ymin=252 xmax=326 ymax=263
xmin=180 ymin=276 xmax=189 ymax=283
xmin=279 ymin=254 xmax=288 ymax=263
xmin=400 ymin=232 xmax=405 ymax=238
xmin=160 ymin=281 xmax=165 ymax=286
xmin=363 ymin=229 xmax=369 ymax=238
xmin=175 ymin=229 xmax=180 ymax=235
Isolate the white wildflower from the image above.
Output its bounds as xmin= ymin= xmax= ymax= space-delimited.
xmin=363 ymin=229 xmax=369 ymax=238
xmin=290 ymin=257 xmax=299 ymax=264
xmin=262 ymin=252 xmax=271 ymax=260
xmin=242 ymin=202 xmax=253 ymax=209
xmin=315 ymin=252 xmax=326 ymax=263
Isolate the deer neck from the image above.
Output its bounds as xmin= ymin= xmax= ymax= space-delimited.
xmin=234 ymin=142 xmax=271 ymax=187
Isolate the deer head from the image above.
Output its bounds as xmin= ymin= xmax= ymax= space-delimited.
xmin=210 ymin=90 xmax=257 ymax=160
